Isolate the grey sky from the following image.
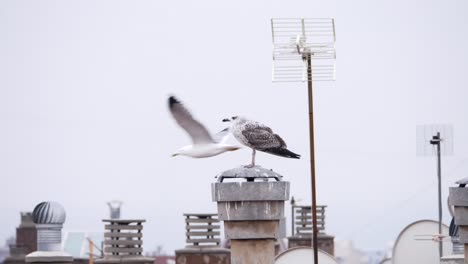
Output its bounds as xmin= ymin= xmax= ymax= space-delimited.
xmin=1 ymin=0 xmax=468 ymax=254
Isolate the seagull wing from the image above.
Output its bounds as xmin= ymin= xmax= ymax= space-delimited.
xmin=168 ymin=96 xmax=214 ymax=144
xmin=214 ymin=127 xmax=230 ymax=144
xmin=241 ymin=123 xmax=285 ymax=149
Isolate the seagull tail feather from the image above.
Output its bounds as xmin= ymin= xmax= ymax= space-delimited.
xmin=260 ymin=148 xmax=301 ymax=159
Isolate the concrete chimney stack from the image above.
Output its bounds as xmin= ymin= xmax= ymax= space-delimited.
xmin=212 ymin=166 xmax=289 ymax=264
xmin=175 ymin=213 xmax=230 ymax=263
xmin=446 ymin=177 xmax=468 ymax=264
xmin=288 ymin=205 xmax=334 ymax=255
xmin=95 ymin=219 xmax=153 ymax=264
xmin=4 ymin=212 xmax=37 ymax=264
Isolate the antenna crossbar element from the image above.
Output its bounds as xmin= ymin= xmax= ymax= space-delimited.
xmin=272 ymin=18 xmax=336 ymax=82
xmin=416 ymin=124 xmax=454 ymax=156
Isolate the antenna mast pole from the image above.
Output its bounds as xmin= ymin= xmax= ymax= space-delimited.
xmin=306 ymin=52 xmax=319 ymax=264
xmin=417 ymin=124 xmax=454 ymax=258
xmin=430 ymin=132 xmax=443 ymax=258
xmin=271 ymin=18 xmax=336 ymax=263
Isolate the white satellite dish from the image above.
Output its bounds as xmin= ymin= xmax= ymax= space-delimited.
xmin=275 ymin=247 xmax=338 ymax=264
xmin=392 ymin=220 xmax=452 ymax=264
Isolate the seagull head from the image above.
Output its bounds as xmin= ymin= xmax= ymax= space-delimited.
xmin=222 ymin=116 xmax=239 ymax=122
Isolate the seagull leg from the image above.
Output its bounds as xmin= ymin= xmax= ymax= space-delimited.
xmin=252 ymin=149 xmax=256 ymax=166
xmin=245 ymin=149 xmax=256 ymax=168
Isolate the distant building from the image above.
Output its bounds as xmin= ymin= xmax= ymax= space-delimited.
xmin=4 ymin=212 xmax=37 ymax=264
xmin=335 ymin=240 xmax=368 ymax=264
xmin=153 ymin=256 xmax=175 ymax=264
xmin=0 ymin=245 xmax=9 ymax=263
xmin=146 ymin=245 xmax=175 ymax=264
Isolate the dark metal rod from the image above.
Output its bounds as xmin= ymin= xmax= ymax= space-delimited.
xmin=291 ymin=205 xmax=295 ymax=237
xmin=430 ymin=131 xmax=443 ymax=258
xmin=437 ymin=132 xmax=443 ymax=258
xmin=306 ymin=53 xmax=319 ymax=264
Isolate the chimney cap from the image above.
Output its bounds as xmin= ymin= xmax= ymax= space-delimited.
xmin=102 ymin=219 xmax=146 ymax=223
xmin=216 ymin=166 xmax=283 ymax=182
xmin=455 ymin=177 xmax=468 ymax=186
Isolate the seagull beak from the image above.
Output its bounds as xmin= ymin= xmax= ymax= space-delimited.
xmin=171 ymin=153 xmax=178 ymax=157
xmin=222 ymin=118 xmax=230 ymax=122
xmin=228 ymin=146 xmax=241 ymax=151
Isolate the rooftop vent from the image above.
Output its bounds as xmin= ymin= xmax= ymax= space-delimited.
xmin=102 ymin=219 xmax=145 ymax=256
xmin=292 ymin=205 xmax=327 ymax=236
xmin=184 ymin=214 xmax=221 ymax=248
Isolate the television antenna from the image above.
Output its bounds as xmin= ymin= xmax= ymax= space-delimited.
xmin=271 ymin=18 xmax=336 ymax=264
xmin=416 ymin=124 xmax=454 ymax=258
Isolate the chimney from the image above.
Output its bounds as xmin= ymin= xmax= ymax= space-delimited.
xmin=95 ymin=219 xmax=153 ymax=264
xmin=445 ymin=177 xmax=468 ymax=264
xmin=288 ymin=205 xmax=334 ymax=255
xmin=25 ymin=201 xmax=73 ymax=264
xmin=212 ymin=166 xmax=289 ymax=264
xmin=175 ymin=213 xmax=230 ymax=263
xmin=4 ymin=212 xmax=37 ymax=264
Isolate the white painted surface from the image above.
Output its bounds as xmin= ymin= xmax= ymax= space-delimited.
xmin=275 ymin=247 xmax=338 ymax=264
xmin=392 ymin=220 xmax=452 ymax=264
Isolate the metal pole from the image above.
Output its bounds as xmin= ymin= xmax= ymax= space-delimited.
xmin=306 ymin=53 xmax=319 ymax=264
xmin=430 ymin=132 xmax=443 ymax=258
xmin=88 ymin=239 xmax=94 ymax=264
xmin=291 ymin=204 xmax=295 ymax=237
xmin=437 ymin=132 xmax=443 ymax=258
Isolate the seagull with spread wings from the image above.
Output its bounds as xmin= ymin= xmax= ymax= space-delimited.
xmin=168 ymin=96 xmax=240 ymax=158
xmin=222 ymin=116 xmax=300 ymax=167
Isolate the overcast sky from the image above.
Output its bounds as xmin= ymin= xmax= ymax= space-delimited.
xmin=1 ymin=0 xmax=468 ymax=254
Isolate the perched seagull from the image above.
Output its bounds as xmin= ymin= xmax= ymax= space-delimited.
xmin=168 ymin=96 xmax=240 ymax=158
xmin=222 ymin=116 xmax=300 ymax=167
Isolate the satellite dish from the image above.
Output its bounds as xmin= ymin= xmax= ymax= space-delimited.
xmin=392 ymin=220 xmax=452 ymax=264
xmin=275 ymin=247 xmax=338 ymax=264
